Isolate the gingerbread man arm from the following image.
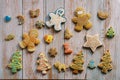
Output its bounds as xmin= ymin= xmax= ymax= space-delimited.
xmin=72 ymin=17 xmax=78 ymax=23
xmin=46 ymin=13 xmax=55 ymax=27
xmin=61 ymin=17 xmax=66 ymax=23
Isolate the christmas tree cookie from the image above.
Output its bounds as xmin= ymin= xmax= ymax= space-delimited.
xmin=98 ymin=50 xmax=113 ymax=74
xmin=70 ymin=51 xmax=84 ymax=74
xmin=36 ymin=53 xmax=51 ymax=75
xmin=106 ymin=27 xmax=115 ymax=38
xmin=7 ymin=51 xmax=22 ymax=74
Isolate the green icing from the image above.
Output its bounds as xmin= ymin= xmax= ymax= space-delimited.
xmin=8 ymin=51 xmax=22 ymax=74
xmin=106 ymin=27 xmax=115 ymax=38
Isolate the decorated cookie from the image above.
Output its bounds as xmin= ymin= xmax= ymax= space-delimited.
xmin=46 ymin=8 xmax=66 ymax=31
xmin=106 ymin=27 xmax=115 ymax=38
xmin=35 ymin=20 xmax=45 ymax=29
xmin=29 ymin=9 xmax=40 ymax=18
xmin=72 ymin=7 xmax=92 ymax=32
xmin=97 ymin=11 xmax=108 ymax=20
xmin=37 ymin=53 xmax=51 ymax=75
xmin=63 ymin=43 xmax=73 ymax=54
xmin=19 ymin=29 xmax=40 ymax=52
xmin=64 ymin=28 xmax=73 ymax=40
xmin=83 ymin=34 xmax=102 ymax=53
xmin=44 ymin=35 xmax=53 ymax=44
xmin=98 ymin=50 xmax=113 ymax=74
xmin=7 ymin=50 xmax=22 ymax=74
xmin=70 ymin=51 xmax=84 ymax=74
xmin=5 ymin=34 xmax=15 ymax=41
xmin=54 ymin=61 xmax=68 ymax=72
xmin=48 ymin=48 xmax=57 ymax=57
xmin=17 ymin=15 xmax=25 ymax=25
xmin=88 ymin=60 xmax=96 ymax=69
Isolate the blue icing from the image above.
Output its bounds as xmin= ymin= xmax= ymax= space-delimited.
xmin=88 ymin=60 xmax=96 ymax=69
xmin=5 ymin=16 xmax=11 ymax=22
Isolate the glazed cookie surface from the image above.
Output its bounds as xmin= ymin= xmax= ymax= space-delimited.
xmin=83 ymin=34 xmax=102 ymax=53
xmin=72 ymin=7 xmax=92 ymax=32
xmin=46 ymin=8 xmax=66 ymax=31
xmin=70 ymin=51 xmax=84 ymax=74
xmin=98 ymin=50 xmax=113 ymax=74
xmin=37 ymin=53 xmax=51 ymax=75
xmin=19 ymin=29 xmax=40 ymax=52
xmin=54 ymin=61 xmax=68 ymax=73
xmin=7 ymin=51 xmax=22 ymax=74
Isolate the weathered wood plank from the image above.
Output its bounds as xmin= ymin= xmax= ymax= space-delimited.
xmin=22 ymin=0 xmax=44 ymax=79
xmin=0 ymin=0 xmax=22 ymax=79
xmin=45 ymin=0 xmax=65 ymax=79
xmin=64 ymin=0 xmax=87 ymax=79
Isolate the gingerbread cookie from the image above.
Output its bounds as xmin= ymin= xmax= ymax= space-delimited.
xmin=97 ymin=11 xmax=108 ymax=20
xmin=19 ymin=29 xmax=40 ymax=52
xmin=5 ymin=34 xmax=15 ymax=41
xmin=83 ymin=34 xmax=102 ymax=53
xmin=72 ymin=7 xmax=92 ymax=32
xmin=48 ymin=48 xmax=57 ymax=57
xmin=46 ymin=8 xmax=66 ymax=31
xmin=70 ymin=51 xmax=84 ymax=74
xmin=35 ymin=20 xmax=45 ymax=29
xmin=64 ymin=28 xmax=73 ymax=40
xmin=88 ymin=60 xmax=96 ymax=69
xmin=7 ymin=50 xmax=22 ymax=74
xmin=98 ymin=50 xmax=113 ymax=74
xmin=17 ymin=15 xmax=25 ymax=25
xmin=54 ymin=61 xmax=68 ymax=72
xmin=29 ymin=9 xmax=40 ymax=18
xmin=63 ymin=43 xmax=73 ymax=54
xmin=106 ymin=27 xmax=115 ymax=38
xmin=37 ymin=53 xmax=51 ymax=75
xmin=44 ymin=35 xmax=53 ymax=44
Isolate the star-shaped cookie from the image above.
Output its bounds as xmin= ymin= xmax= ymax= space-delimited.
xmin=83 ymin=34 xmax=102 ymax=52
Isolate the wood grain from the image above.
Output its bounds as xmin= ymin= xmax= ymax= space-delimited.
xmin=0 ymin=0 xmax=120 ymax=79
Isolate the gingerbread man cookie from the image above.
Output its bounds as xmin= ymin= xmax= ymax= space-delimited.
xmin=72 ymin=7 xmax=92 ymax=32
xmin=19 ymin=29 xmax=40 ymax=52
xmin=46 ymin=8 xmax=66 ymax=31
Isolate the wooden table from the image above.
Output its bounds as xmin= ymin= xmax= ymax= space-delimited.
xmin=0 ymin=0 xmax=119 ymax=79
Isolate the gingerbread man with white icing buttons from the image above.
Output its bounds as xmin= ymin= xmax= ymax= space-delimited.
xmin=46 ymin=8 xmax=67 ymax=31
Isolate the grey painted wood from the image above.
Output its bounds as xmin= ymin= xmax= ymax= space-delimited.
xmin=0 ymin=0 xmax=23 ymax=79
xmin=0 ymin=0 xmax=120 ymax=79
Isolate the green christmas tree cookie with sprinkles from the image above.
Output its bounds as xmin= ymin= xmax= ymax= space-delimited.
xmin=7 ymin=50 xmax=22 ymax=74
xmin=106 ymin=27 xmax=115 ymax=38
